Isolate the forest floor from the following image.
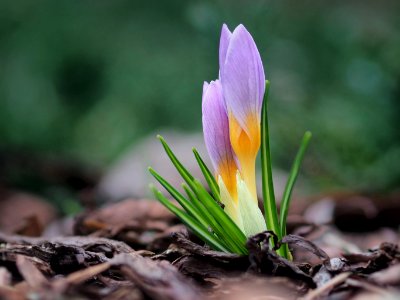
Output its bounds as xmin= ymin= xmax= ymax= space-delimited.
xmin=0 ymin=189 xmax=399 ymax=300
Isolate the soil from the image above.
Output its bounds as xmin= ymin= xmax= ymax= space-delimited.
xmin=0 ymin=160 xmax=399 ymax=299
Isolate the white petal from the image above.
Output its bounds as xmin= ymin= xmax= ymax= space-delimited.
xmin=218 ymin=176 xmax=243 ymax=232
xmin=236 ymin=172 xmax=266 ymax=237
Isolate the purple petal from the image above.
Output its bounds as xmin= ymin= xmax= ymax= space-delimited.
xmin=202 ymin=80 xmax=238 ymax=176
xmin=203 ymin=81 xmax=209 ymax=95
xmin=219 ymin=24 xmax=232 ymax=78
xmin=221 ymin=24 xmax=265 ymax=134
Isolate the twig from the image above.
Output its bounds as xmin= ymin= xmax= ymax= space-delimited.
xmin=346 ymin=278 xmax=392 ymax=296
xmin=301 ymin=272 xmax=351 ymax=300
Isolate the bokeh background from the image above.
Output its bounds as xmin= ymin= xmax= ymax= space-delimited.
xmin=1 ymin=0 xmax=399 ymax=213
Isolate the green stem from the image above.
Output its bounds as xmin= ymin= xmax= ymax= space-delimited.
xmin=260 ymin=80 xmax=285 ymax=258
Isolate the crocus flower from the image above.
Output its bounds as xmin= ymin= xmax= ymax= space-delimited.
xmin=202 ymin=24 xmax=266 ymax=237
xmin=202 ymin=80 xmax=242 ymax=228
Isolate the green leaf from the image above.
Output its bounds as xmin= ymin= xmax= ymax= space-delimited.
xmin=192 ymin=148 xmax=220 ymax=202
xmin=279 ymin=131 xmax=312 ymax=237
xmin=150 ymin=185 xmax=229 ymax=252
xmin=148 ymin=167 xmax=210 ymax=229
xmin=192 ymin=180 xmax=248 ymax=254
xmin=182 ymin=182 xmax=240 ymax=253
xmin=156 ymin=135 xmax=248 ymax=255
xmin=261 ymin=80 xmax=285 ymax=257
xmin=182 ymin=183 xmax=212 ymax=225
xmin=157 ymin=135 xmax=196 ymax=191
xmin=182 ymin=183 xmax=234 ymax=254
xmin=192 ymin=183 xmax=244 ymax=254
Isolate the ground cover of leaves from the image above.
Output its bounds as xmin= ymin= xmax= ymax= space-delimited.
xmin=0 ymin=195 xmax=399 ymax=300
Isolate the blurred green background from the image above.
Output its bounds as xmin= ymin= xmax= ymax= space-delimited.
xmin=0 ymin=0 xmax=399 ymax=205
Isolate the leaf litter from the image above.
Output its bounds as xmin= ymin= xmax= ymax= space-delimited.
xmin=0 ymin=194 xmax=399 ymax=299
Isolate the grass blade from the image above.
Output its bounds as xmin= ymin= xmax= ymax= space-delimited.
xmin=182 ymin=183 xmax=212 ymax=224
xmin=148 ymin=167 xmax=210 ymax=229
xmin=150 ymin=185 xmax=229 ymax=252
xmin=156 ymin=136 xmax=247 ymax=254
xmin=158 ymin=136 xmax=248 ymax=254
xmin=192 ymin=182 xmax=245 ymax=254
xmin=279 ymin=131 xmax=312 ymax=237
xmin=192 ymin=148 xmax=220 ymax=202
xmin=182 ymin=182 xmax=243 ymax=253
xmin=261 ymin=80 xmax=285 ymax=257
xmin=192 ymin=180 xmax=248 ymax=254
xmin=157 ymin=135 xmax=196 ymax=191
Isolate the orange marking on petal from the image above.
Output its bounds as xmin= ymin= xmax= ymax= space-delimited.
xmin=228 ymin=112 xmax=260 ymax=201
xmin=217 ymin=157 xmax=238 ymax=202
